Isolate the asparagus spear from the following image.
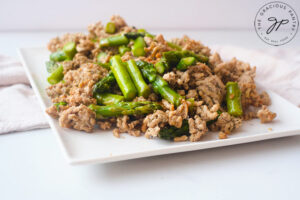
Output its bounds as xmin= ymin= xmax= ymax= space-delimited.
xmin=118 ymin=45 xmax=130 ymax=55
xmin=97 ymin=62 xmax=110 ymax=70
xmin=100 ymin=35 xmax=129 ymax=47
xmin=152 ymin=76 xmax=183 ymax=107
xmin=96 ymin=52 xmax=110 ymax=69
xmin=226 ymin=82 xmax=243 ymax=117
xmin=132 ymin=36 xmax=146 ymax=57
xmin=176 ymin=57 xmax=196 ymax=71
xmin=47 ymin=65 xmax=64 ymax=85
xmin=105 ymin=22 xmax=116 ymax=34
xmin=162 ymin=50 xmax=209 ymax=68
xmin=182 ymin=50 xmax=208 ymax=64
xmin=126 ymin=60 xmax=151 ymax=98
xmin=49 ymin=42 xmax=77 ymax=62
xmin=50 ymin=50 xmax=67 ymax=62
xmin=97 ymin=52 xmax=108 ymax=63
xmin=137 ymin=29 xmax=146 ymax=33
xmin=110 ymin=55 xmax=137 ymax=100
xmin=46 ymin=60 xmax=59 ymax=73
xmin=158 ymin=120 xmax=190 ymax=140
xmin=162 ymin=51 xmax=183 ymax=67
xmin=166 ymin=41 xmax=182 ymax=51
xmin=154 ymin=59 xmax=168 ymax=74
xmin=92 ymin=72 xmax=116 ymax=95
xmin=63 ymin=42 xmax=77 ymax=60
xmin=95 ymin=93 xmax=124 ymax=105
xmin=88 ymin=101 xmax=162 ymax=118
xmin=124 ymin=32 xmax=145 ymax=40
xmin=145 ymin=33 xmax=155 ymax=39
xmin=137 ymin=29 xmax=155 ymax=38
xmin=138 ymin=61 xmax=183 ymax=107
xmin=186 ymin=98 xmax=195 ymax=113
xmin=138 ymin=61 xmax=157 ymax=83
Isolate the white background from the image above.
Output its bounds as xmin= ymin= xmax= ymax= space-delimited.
xmin=0 ymin=0 xmax=299 ymax=31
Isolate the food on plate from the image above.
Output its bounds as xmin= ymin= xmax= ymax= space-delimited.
xmin=45 ymin=15 xmax=276 ymax=142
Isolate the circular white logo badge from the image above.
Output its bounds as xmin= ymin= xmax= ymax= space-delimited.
xmin=254 ymin=1 xmax=299 ymax=46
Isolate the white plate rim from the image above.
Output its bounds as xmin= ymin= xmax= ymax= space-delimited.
xmin=18 ymin=48 xmax=73 ymax=164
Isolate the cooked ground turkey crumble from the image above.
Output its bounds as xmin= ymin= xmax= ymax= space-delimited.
xmin=45 ymin=15 xmax=276 ymax=141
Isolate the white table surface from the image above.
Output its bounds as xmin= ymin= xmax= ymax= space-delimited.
xmin=0 ymin=30 xmax=300 ymax=200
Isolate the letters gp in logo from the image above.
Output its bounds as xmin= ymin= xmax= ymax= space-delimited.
xmin=254 ymin=1 xmax=299 ymax=46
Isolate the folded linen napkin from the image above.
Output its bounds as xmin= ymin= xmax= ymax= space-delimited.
xmin=0 ymin=55 xmax=48 ymax=134
xmin=0 ymin=47 xmax=299 ymax=134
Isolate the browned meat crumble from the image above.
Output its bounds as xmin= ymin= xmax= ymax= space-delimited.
xmin=59 ymin=104 xmax=96 ymax=132
xmin=45 ymin=15 xmax=277 ymax=141
xmin=257 ymin=105 xmax=277 ymax=123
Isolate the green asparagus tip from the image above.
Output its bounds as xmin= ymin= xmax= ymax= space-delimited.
xmin=158 ymin=120 xmax=190 ymax=140
xmin=124 ymin=32 xmax=145 ymax=40
xmin=92 ymin=71 xmax=116 ymax=95
xmin=46 ymin=60 xmax=59 ymax=73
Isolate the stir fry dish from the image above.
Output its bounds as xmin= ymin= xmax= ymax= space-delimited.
xmin=45 ymin=15 xmax=276 ymax=142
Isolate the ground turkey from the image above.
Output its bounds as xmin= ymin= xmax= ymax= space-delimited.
xmin=59 ymin=105 xmax=96 ymax=132
xmin=188 ymin=115 xmax=207 ymax=142
xmin=212 ymin=112 xmax=242 ymax=134
xmin=257 ymin=106 xmax=276 ymax=123
xmin=196 ymin=75 xmax=225 ymax=107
